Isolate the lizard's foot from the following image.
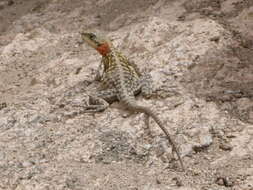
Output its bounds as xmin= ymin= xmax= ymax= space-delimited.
xmin=83 ymin=105 xmax=107 ymax=112
xmin=171 ymin=146 xmax=185 ymax=171
xmin=83 ymin=96 xmax=109 ymax=112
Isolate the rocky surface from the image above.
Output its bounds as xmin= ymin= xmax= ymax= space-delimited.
xmin=0 ymin=0 xmax=253 ymax=189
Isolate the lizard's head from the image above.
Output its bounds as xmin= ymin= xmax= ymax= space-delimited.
xmin=80 ymin=32 xmax=111 ymax=56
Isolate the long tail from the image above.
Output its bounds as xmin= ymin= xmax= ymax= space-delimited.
xmin=122 ymin=96 xmax=185 ymax=171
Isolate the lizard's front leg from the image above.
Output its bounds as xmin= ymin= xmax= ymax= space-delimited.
xmin=83 ymin=89 xmax=118 ymax=112
xmin=94 ymin=62 xmax=104 ymax=82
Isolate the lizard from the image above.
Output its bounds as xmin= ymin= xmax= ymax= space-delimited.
xmin=80 ymin=32 xmax=184 ymax=171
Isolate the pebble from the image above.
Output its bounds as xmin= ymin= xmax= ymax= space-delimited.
xmin=216 ymin=177 xmax=234 ymax=187
xmin=199 ymin=133 xmax=213 ymax=147
xmin=180 ymin=144 xmax=194 ymax=157
xmin=219 ymin=142 xmax=233 ymax=151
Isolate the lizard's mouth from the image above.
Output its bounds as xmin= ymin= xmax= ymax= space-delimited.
xmin=80 ymin=33 xmax=100 ymax=45
xmin=80 ymin=32 xmax=110 ymax=56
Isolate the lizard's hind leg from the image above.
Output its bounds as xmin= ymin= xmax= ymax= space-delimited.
xmin=140 ymin=73 xmax=153 ymax=99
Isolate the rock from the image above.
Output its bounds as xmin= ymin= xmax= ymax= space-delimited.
xmin=199 ymin=132 xmax=213 ymax=148
xmin=180 ymin=143 xmax=194 ymax=157
xmin=187 ymin=127 xmax=213 ymax=152
xmin=22 ymin=160 xmax=35 ymax=168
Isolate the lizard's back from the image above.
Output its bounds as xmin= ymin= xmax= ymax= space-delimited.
xmin=101 ymin=49 xmax=141 ymax=97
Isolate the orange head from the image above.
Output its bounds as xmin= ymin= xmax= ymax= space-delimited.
xmin=80 ymin=32 xmax=111 ymax=56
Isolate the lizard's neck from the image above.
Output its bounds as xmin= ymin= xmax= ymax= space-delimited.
xmin=102 ymin=52 xmax=116 ymax=72
xmin=96 ymin=43 xmax=111 ymax=56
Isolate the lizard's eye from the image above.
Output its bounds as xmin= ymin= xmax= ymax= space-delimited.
xmin=88 ymin=33 xmax=96 ymax=40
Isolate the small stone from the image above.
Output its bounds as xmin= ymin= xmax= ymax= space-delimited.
xmin=156 ymin=178 xmax=161 ymax=184
xmin=121 ymin=112 xmax=130 ymax=118
xmin=22 ymin=160 xmax=35 ymax=167
xmin=192 ymin=169 xmax=201 ymax=176
xmin=0 ymin=102 xmax=7 ymax=110
xmin=219 ymin=142 xmax=233 ymax=151
xmin=216 ymin=177 xmax=234 ymax=187
xmin=216 ymin=177 xmax=225 ymax=186
xmin=188 ymin=127 xmax=213 ymax=152
xmin=75 ymin=67 xmax=82 ymax=74
xmin=172 ymin=177 xmax=183 ymax=187
xmin=210 ymin=36 xmax=220 ymax=42
xmin=180 ymin=143 xmax=194 ymax=157
xmin=199 ymin=133 xmax=213 ymax=147
xmin=226 ymin=133 xmax=236 ymax=138
xmin=223 ymin=177 xmax=234 ymax=187
xmin=177 ymin=15 xmax=185 ymax=21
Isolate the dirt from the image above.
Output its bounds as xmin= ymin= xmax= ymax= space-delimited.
xmin=0 ymin=0 xmax=253 ymax=189
xmin=181 ymin=0 xmax=253 ymax=124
